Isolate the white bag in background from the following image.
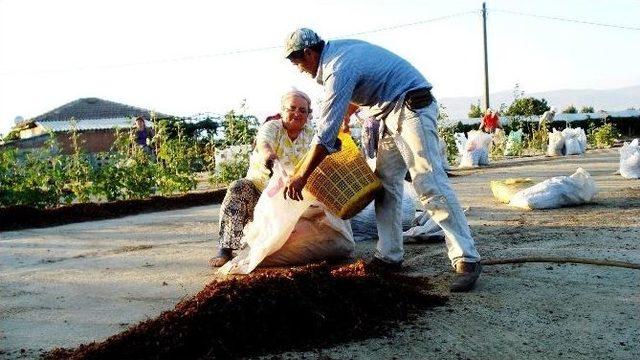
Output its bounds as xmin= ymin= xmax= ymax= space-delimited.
xmin=402 ymin=211 xmax=444 ymax=242
xmin=509 ymin=167 xmax=598 ymax=210
xmin=504 ymin=129 xmax=523 ymax=156
xmin=562 ymin=127 xmax=587 ymax=155
xmin=351 ymin=182 xmax=419 ymax=242
xmin=460 ymin=130 xmax=492 ymax=167
xmin=454 ymin=132 xmax=468 ymax=159
xmin=619 ymin=138 xmax=640 ymax=179
xmin=547 ymin=128 xmax=565 ymax=156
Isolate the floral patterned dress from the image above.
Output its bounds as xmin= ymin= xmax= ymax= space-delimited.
xmin=218 ymin=119 xmax=314 ymax=250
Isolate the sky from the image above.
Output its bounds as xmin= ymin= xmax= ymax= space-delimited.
xmin=1 ymin=0 xmax=640 ymax=135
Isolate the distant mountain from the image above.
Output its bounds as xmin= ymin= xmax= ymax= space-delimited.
xmin=439 ymin=85 xmax=640 ymax=119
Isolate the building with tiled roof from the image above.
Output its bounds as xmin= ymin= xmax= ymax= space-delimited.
xmin=6 ymin=98 xmax=175 ymax=154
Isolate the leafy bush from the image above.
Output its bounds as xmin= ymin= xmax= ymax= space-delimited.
xmin=580 ymin=106 xmax=594 ymax=113
xmin=468 ymin=101 xmax=483 ymax=118
xmin=562 ymin=105 xmax=577 ymax=114
xmin=0 ymin=139 xmax=67 ymax=208
xmin=525 ymin=124 xmax=549 ymax=155
xmin=0 ymin=109 xmax=256 ymax=208
xmin=587 ymin=123 xmax=619 ymax=149
xmin=155 ymin=122 xmax=198 ymax=195
xmin=437 ymin=105 xmax=458 ymax=165
xmin=65 ymin=121 xmax=94 ymax=203
xmin=489 ymin=130 xmax=506 ymax=161
xmin=219 ymin=111 xmax=258 ymax=147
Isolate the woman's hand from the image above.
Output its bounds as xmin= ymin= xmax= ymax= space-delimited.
xmin=264 ymin=152 xmax=278 ymax=172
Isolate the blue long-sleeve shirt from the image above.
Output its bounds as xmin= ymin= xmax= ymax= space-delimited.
xmin=314 ymin=39 xmax=431 ymax=152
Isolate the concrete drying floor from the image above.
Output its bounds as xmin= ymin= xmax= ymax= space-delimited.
xmin=1 ymin=148 xmax=638 ymax=359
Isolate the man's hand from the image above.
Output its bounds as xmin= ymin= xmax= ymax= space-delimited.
xmin=284 ymin=174 xmax=308 ymax=201
xmin=284 ymin=143 xmax=329 ymax=201
xmin=341 ymin=121 xmax=351 ymax=134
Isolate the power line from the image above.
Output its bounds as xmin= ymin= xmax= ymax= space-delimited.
xmin=491 ymin=8 xmax=640 ymax=31
xmin=338 ymin=11 xmax=477 ymax=37
xmin=0 ymin=11 xmax=476 ymax=76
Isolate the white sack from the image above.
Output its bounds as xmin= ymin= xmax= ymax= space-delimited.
xmin=459 ymin=131 xmax=492 ymax=167
xmin=351 ymin=182 xmax=443 ymax=242
xmin=218 ymin=162 xmax=353 ymax=275
xmin=562 ymin=128 xmax=587 ymax=155
xmin=509 ymin=167 xmax=598 ymax=210
xmin=260 ymin=205 xmax=354 ymax=266
xmin=454 ymin=132 xmax=468 ymax=157
xmin=619 ymin=138 xmax=640 ymax=179
xmin=547 ymin=128 xmax=565 ymax=156
xmin=402 ymin=211 xmax=445 ymax=242
xmin=504 ymin=129 xmax=524 ymax=156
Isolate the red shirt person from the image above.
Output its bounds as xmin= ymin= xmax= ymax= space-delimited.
xmin=479 ymin=108 xmax=502 ymax=133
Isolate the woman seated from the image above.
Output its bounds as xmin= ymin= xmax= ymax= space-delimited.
xmin=209 ymin=89 xmax=353 ymax=268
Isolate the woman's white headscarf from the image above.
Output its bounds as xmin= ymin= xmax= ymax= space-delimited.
xmin=281 ymin=88 xmax=312 ymax=110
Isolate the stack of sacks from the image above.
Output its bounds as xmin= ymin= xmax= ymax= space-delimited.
xmin=509 ymin=168 xmax=598 ymax=210
xmin=547 ymin=128 xmax=565 ymax=156
xmin=504 ymin=129 xmax=524 ymax=156
xmin=562 ymin=127 xmax=587 ymax=155
xmin=459 ymin=130 xmax=492 ymax=168
xmin=619 ymin=139 xmax=640 ymax=179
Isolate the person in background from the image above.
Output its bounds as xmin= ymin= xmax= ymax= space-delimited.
xmin=134 ymin=116 xmax=153 ymax=153
xmin=479 ymin=108 xmax=502 ymax=133
xmin=282 ymin=28 xmax=482 ymax=292
xmin=209 ymin=89 xmax=315 ymax=267
xmin=539 ymin=107 xmax=556 ymax=130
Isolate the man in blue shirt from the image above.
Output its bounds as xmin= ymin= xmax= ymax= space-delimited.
xmin=283 ymin=28 xmax=481 ymax=292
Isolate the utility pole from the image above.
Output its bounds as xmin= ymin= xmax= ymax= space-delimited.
xmin=482 ymin=2 xmax=490 ymax=110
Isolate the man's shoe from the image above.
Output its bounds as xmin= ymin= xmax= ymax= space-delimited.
xmin=366 ymin=257 xmax=403 ymax=273
xmin=208 ymin=248 xmax=233 ymax=268
xmin=450 ymin=261 xmax=482 ymax=292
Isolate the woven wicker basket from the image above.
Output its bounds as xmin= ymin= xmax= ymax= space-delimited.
xmin=303 ymin=132 xmax=382 ymax=219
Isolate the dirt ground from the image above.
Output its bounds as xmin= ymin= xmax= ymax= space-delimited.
xmin=1 ymin=148 xmax=639 ymax=359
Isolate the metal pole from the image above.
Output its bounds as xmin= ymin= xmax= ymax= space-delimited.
xmin=482 ymin=2 xmax=490 ymax=110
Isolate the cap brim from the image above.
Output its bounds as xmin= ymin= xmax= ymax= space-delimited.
xmin=284 ymin=49 xmax=296 ymax=59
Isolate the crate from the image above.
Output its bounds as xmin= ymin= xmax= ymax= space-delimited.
xmin=304 ymin=132 xmax=382 ymax=219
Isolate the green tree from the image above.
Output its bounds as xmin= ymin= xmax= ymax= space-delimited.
xmin=580 ymin=106 xmax=594 ymax=113
xmin=468 ymin=101 xmax=483 ymax=118
xmin=504 ymin=97 xmax=550 ymax=116
xmin=562 ymin=105 xmax=577 ymax=114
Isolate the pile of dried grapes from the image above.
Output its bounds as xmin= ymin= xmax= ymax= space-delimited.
xmin=45 ymin=261 xmax=447 ymax=359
